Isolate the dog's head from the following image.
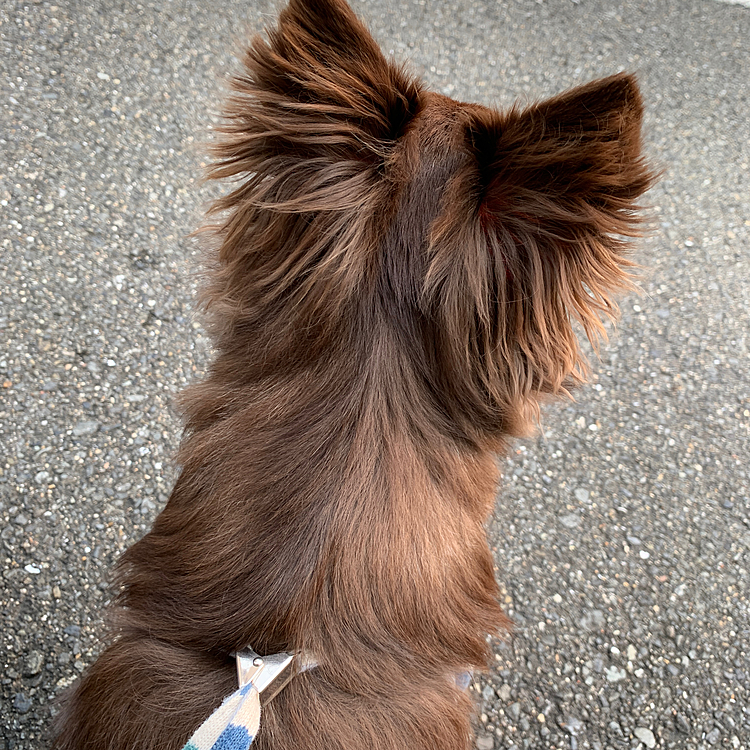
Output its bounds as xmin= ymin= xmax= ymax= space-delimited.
xmin=205 ymin=0 xmax=655 ymax=441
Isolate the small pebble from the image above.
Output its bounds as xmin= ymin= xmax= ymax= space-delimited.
xmin=24 ymin=650 xmax=43 ymax=676
xmin=560 ymin=513 xmax=580 ymax=528
xmin=634 ymin=727 xmax=656 ymax=748
xmin=706 ymin=728 xmax=720 ymax=745
xmin=675 ymin=713 xmax=691 ymax=733
xmin=72 ymin=420 xmax=100 ymax=436
xmin=605 ymin=666 xmax=627 ymax=682
xmin=13 ymin=693 xmax=32 ymax=714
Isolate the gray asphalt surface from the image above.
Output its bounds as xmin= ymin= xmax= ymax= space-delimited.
xmin=1 ymin=0 xmax=749 ymax=748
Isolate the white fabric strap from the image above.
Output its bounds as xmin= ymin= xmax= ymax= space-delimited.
xmin=182 ymin=648 xmax=311 ymax=750
xmin=181 ymin=648 xmax=469 ymax=749
xmin=182 ymin=681 xmax=261 ymax=750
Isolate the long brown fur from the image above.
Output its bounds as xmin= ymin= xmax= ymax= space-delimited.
xmin=52 ymin=1 xmax=655 ymax=748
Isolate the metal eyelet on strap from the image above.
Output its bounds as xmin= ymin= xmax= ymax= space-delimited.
xmin=234 ymin=647 xmax=318 ymax=706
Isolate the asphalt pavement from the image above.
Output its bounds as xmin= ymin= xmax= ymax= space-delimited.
xmin=1 ymin=0 xmax=749 ymax=748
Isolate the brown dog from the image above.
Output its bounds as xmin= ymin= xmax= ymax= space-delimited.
xmin=53 ymin=1 xmax=654 ymax=748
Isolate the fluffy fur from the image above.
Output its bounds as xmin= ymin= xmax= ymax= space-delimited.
xmin=53 ymin=1 xmax=654 ymax=748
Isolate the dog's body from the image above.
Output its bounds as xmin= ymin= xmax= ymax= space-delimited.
xmin=53 ymin=1 xmax=653 ymax=748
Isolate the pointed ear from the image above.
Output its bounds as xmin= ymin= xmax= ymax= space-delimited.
xmin=473 ymin=73 xmax=652 ymax=233
xmin=469 ymin=73 xmax=656 ymax=342
xmin=210 ymin=0 xmax=422 ymax=186
xmin=201 ymin=0 xmax=423 ymax=353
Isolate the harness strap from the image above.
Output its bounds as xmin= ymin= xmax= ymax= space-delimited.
xmin=182 ymin=648 xmax=472 ymax=749
xmin=182 ymin=681 xmax=261 ymax=750
xmin=182 ymin=648 xmax=310 ymax=750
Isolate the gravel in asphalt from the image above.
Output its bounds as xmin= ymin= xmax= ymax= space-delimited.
xmin=1 ymin=0 xmax=749 ymax=748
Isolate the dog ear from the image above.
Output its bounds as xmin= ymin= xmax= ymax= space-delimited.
xmin=210 ymin=0 xmax=421 ymax=188
xmin=470 ymin=73 xmax=654 ymax=389
xmin=201 ymin=0 xmax=423 ymax=351
xmin=421 ymin=75 xmax=655 ymax=434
